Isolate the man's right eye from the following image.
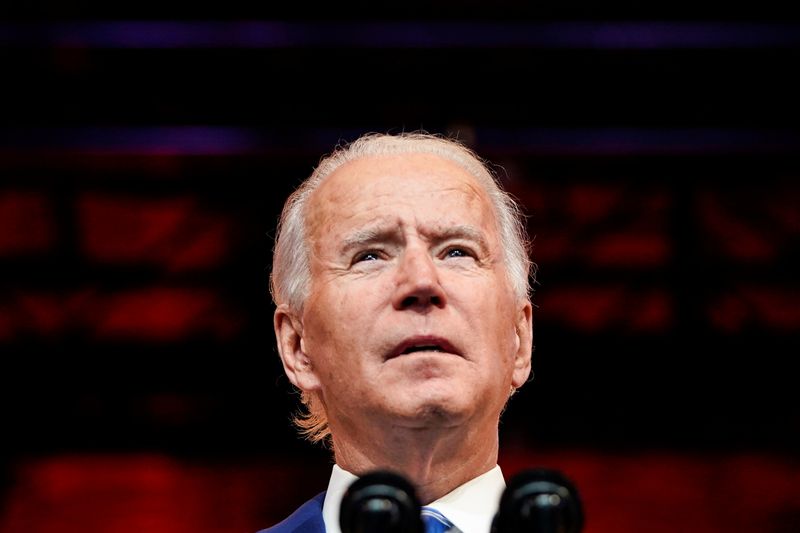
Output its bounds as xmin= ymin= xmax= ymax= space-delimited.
xmin=355 ymin=251 xmax=381 ymax=262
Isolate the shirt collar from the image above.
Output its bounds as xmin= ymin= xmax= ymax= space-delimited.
xmin=425 ymin=466 xmax=505 ymax=533
xmin=322 ymin=464 xmax=358 ymax=533
xmin=322 ymin=464 xmax=505 ymax=533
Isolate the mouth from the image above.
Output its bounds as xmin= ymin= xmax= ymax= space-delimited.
xmin=389 ymin=336 xmax=461 ymax=359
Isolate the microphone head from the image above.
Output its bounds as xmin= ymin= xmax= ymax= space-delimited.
xmin=492 ymin=468 xmax=584 ymax=533
xmin=339 ymin=470 xmax=424 ymax=533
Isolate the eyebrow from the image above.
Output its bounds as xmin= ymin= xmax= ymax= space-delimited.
xmin=340 ymin=223 xmax=490 ymax=255
xmin=340 ymin=226 xmax=402 ymax=254
xmin=431 ymin=225 xmax=490 ymax=252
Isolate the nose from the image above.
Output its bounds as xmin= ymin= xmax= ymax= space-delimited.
xmin=392 ymin=246 xmax=447 ymax=311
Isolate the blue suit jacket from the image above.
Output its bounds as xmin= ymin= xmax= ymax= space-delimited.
xmin=257 ymin=491 xmax=327 ymax=533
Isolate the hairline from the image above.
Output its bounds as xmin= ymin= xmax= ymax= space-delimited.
xmin=271 ymin=133 xmax=532 ymax=314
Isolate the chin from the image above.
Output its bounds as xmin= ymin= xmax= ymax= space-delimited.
xmin=380 ymin=379 xmax=483 ymax=424
xmin=397 ymin=395 xmax=473 ymax=428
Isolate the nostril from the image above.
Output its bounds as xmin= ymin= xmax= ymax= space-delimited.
xmin=401 ymin=296 xmax=418 ymax=308
xmin=399 ymin=294 xmax=443 ymax=309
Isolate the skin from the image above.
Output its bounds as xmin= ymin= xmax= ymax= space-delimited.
xmin=275 ymin=152 xmax=532 ymax=504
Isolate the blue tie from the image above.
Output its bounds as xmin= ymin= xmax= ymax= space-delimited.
xmin=420 ymin=507 xmax=458 ymax=533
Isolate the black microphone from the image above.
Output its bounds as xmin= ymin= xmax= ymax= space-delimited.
xmin=491 ymin=468 xmax=584 ymax=533
xmin=339 ymin=470 xmax=424 ymax=533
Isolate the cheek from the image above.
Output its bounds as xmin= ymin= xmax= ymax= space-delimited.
xmin=483 ymin=304 xmax=520 ymax=367
xmin=303 ymin=291 xmax=371 ymax=368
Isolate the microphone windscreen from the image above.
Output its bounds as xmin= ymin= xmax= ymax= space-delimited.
xmin=492 ymin=468 xmax=584 ymax=533
xmin=339 ymin=470 xmax=423 ymax=533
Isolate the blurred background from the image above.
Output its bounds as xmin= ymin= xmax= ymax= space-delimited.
xmin=1 ymin=3 xmax=799 ymax=532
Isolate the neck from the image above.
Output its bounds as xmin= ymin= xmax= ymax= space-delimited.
xmin=331 ymin=421 xmax=499 ymax=504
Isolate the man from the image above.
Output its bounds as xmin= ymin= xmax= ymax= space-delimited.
xmin=261 ymin=132 xmax=533 ymax=533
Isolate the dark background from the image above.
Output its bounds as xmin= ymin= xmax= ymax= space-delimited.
xmin=1 ymin=4 xmax=799 ymax=532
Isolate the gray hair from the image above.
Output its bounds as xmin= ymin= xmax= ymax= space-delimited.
xmin=270 ymin=132 xmax=533 ymax=444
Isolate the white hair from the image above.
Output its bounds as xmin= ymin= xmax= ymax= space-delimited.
xmin=270 ymin=132 xmax=533 ymax=444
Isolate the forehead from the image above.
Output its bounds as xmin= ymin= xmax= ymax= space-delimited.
xmin=306 ymin=152 xmax=497 ymax=235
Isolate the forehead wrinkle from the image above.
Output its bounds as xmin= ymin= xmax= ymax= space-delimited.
xmin=306 ymin=153 xmax=500 ymax=248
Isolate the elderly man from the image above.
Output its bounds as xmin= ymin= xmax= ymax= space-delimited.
xmin=261 ymin=132 xmax=533 ymax=533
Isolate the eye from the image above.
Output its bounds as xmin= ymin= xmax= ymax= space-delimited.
xmin=444 ymin=247 xmax=473 ymax=259
xmin=355 ymin=250 xmax=381 ymax=263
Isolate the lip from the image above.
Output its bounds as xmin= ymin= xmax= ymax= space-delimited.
xmin=388 ymin=335 xmax=461 ymax=360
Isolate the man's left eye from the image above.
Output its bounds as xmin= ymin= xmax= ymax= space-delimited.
xmin=445 ymin=248 xmax=470 ymax=258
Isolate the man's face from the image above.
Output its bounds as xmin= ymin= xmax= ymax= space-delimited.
xmin=277 ymin=152 xmax=532 ymax=441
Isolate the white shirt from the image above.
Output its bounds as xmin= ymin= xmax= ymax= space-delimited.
xmin=322 ymin=464 xmax=505 ymax=533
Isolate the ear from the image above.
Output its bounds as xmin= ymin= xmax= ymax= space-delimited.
xmin=274 ymin=304 xmax=322 ymax=392
xmin=511 ymin=299 xmax=533 ymax=388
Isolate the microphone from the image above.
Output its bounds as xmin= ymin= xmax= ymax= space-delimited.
xmin=339 ymin=470 xmax=424 ymax=533
xmin=491 ymin=468 xmax=584 ymax=533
